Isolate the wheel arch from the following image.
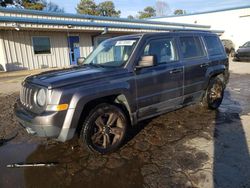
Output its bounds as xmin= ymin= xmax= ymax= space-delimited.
xmin=204 ymin=65 xmax=228 ymax=90
xmin=73 ymin=93 xmax=135 ymax=135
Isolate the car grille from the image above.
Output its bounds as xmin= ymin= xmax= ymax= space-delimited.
xmin=20 ymin=83 xmax=36 ymax=110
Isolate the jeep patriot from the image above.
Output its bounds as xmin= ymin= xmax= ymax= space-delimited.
xmin=14 ymin=31 xmax=229 ymax=153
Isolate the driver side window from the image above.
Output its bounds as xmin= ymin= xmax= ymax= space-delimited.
xmin=142 ymin=38 xmax=177 ymax=64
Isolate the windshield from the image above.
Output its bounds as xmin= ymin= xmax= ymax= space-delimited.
xmin=84 ymin=38 xmax=138 ymax=68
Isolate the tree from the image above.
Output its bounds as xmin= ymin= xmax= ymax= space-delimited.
xmin=22 ymin=0 xmax=44 ymax=10
xmin=0 ymin=0 xmax=14 ymax=7
xmin=127 ymin=15 xmax=134 ymax=19
xmin=76 ymin=0 xmax=121 ymax=17
xmin=174 ymin=9 xmax=186 ymax=15
xmin=0 ymin=0 xmax=63 ymax=12
xmin=76 ymin=0 xmax=99 ymax=15
xmin=42 ymin=1 xmax=64 ymax=12
xmin=138 ymin=6 xmax=156 ymax=19
xmin=97 ymin=1 xmax=120 ymax=17
xmin=155 ymin=0 xmax=169 ymax=17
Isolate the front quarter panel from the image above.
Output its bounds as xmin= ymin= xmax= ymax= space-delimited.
xmin=57 ymin=71 xmax=136 ymax=141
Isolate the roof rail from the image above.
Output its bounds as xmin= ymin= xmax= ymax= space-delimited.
xmin=171 ymin=29 xmax=212 ymax=33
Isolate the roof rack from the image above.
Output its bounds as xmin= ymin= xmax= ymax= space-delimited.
xmin=171 ymin=29 xmax=212 ymax=33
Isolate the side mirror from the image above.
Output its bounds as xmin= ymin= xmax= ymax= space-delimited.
xmin=77 ymin=57 xmax=86 ymax=65
xmin=136 ymin=56 xmax=155 ymax=69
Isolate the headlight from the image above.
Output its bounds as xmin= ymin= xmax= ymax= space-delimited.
xmin=36 ymin=89 xmax=46 ymax=107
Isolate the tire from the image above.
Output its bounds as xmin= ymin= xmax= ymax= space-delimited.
xmin=202 ymin=77 xmax=225 ymax=110
xmin=79 ymin=103 xmax=128 ymax=154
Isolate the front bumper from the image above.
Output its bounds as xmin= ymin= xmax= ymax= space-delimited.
xmin=14 ymin=100 xmax=67 ymax=139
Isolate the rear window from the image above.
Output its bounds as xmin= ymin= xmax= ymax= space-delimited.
xmin=204 ymin=36 xmax=224 ymax=56
xmin=179 ymin=36 xmax=205 ymax=59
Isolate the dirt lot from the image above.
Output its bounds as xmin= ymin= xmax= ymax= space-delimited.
xmin=0 ymin=60 xmax=250 ymax=188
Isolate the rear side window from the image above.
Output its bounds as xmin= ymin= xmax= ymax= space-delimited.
xmin=204 ymin=36 xmax=224 ymax=56
xmin=243 ymin=42 xmax=250 ymax=47
xmin=143 ymin=38 xmax=178 ymax=64
xmin=179 ymin=36 xmax=205 ymax=59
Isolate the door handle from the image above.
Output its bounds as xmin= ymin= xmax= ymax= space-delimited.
xmin=200 ymin=63 xmax=209 ymax=68
xmin=170 ymin=68 xmax=182 ymax=74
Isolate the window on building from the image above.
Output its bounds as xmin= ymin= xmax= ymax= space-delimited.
xmin=180 ymin=36 xmax=205 ymax=59
xmin=32 ymin=37 xmax=51 ymax=55
xmin=94 ymin=36 xmax=110 ymax=48
xmin=204 ymin=36 xmax=224 ymax=56
xmin=142 ymin=38 xmax=177 ymax=64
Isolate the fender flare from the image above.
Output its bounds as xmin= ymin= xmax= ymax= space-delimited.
xmin=204 ymin=64 xmax=226 ymax=89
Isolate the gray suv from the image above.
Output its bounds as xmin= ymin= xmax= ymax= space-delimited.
xmin=14 ymin=31 xmax=229 ymax=154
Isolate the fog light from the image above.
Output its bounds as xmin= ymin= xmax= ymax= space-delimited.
xmin=26 ymin=127 xmax=36 ymax=135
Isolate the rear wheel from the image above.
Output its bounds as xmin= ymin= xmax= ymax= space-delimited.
xmin=202 ymin=77 xmax=225 ymax=110
xmin=79 ymin=103 xmax=128 ymax=154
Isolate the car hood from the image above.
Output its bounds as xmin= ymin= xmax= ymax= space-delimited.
xmin=25 ymin=65 xmax=127 ymax=89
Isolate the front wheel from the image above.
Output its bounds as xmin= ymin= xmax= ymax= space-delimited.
xmin=202 ymin=77 xmax=225 ymax=110
xmin=79 ymin=103 xmax=128 ymax=154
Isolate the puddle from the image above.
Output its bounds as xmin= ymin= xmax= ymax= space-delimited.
xmin=0 ymin=143 xmax=38 ymax=188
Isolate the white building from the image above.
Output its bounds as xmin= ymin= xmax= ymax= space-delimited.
xmin=0 ymin=8 xmax=219 ymax=72
xmin=151 ymin=5 xmax=250 ymax=50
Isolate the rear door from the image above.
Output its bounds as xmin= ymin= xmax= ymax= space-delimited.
xmin=178 ymin=34 xmax=209 ymax=103
xmin=135 ymin=36 xmax=184 ymax=119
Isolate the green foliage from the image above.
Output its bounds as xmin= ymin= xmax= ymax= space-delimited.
xmin=0 ymin=0 xmax=64 ymax=12
xmin=22 ymin=0 xmax=44 ymax=10
xmin=76 ymin=0 xmax=99 ymax=15
xmin=138 ymin=6 xmax=156 ymax=19
xmin=97 ymin=1 xmax=120 ymax=17
xmin=174 ymin=9 xmax=186 ymax=15
xmin=76 ymin=0 xmax=120 ymax=17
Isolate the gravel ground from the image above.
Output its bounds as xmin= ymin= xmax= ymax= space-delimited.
xmin=0 ymin=60 xmax=250 ymax=188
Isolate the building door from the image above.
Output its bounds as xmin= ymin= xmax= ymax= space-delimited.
xmin=68 ymin=36 xmax=80 ymax=65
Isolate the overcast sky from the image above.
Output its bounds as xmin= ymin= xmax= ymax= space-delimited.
xmin=49 ymin=0 xmax=250 ymax=17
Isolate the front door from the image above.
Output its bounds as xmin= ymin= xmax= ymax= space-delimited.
xmin=135 ymin=37 xmax=184 ymax=119
xmin=68 ymin=36 xmax=80 ymax=65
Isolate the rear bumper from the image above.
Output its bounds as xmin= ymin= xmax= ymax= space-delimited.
xmin=14 ymin=100 xmax=74 ymax=141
